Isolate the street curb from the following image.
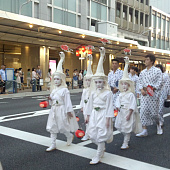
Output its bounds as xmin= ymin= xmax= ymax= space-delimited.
xmin=0 ymin=89 xmax=83 ymax=99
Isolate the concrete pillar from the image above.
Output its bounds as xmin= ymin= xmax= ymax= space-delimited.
xmin=109 ymin=0 xmax=115 ymax=23
xmin=132 ymin=9 xmax=135 ymax=30
xmin=81 ymin=0 xmax=87 ymax=30
xmin=21 ymin=45 xmax=40 ymax=83
xmin=39 ymin=46 xmax=49 ymax=82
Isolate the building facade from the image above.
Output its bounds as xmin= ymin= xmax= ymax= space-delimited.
xmin=150 ymin=6 xmax=170 ymax=51
xmin=150 ymin=0 xmax=170 ymax=14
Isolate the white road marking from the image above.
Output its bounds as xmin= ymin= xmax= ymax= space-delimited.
xmin=0 ymin=126 xmax=168 ymax=170
xmin=12 ymin=97 xmax=23 ymax=99
xmin=0 ymin=102 xmax=8 ymax=104
xmin=0 ymin=105 xmax=81 ymax=122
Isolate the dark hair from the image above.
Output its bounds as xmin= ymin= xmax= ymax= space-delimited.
xmin=48 ymin=69 xmax=51 ymax=72
xmin=155 ymin=64 xmax=163 ymax=73
xmin=130 ymin=66 xmax=136 ymax=71
xmin=14 ymin=69 xmax=18 ymax=73
xmin=27 ymin=69 xmax=30 ymax=71
xmin=19 ymin=68 xmax=22 ymax=70
xmin=145 ymin=54 xmax=156 ymax=65
xmin=111 ymin=59 xmax=119 ymax=64
xmin=134 ymin=67 xmax=138 ymax=73
xmin=32 ymin=68 xmax=35 ymax=71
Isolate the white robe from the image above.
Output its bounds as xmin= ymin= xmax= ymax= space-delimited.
xmin=108 ymin=69 xmax=123 ymax=108
xmin=46 ymin=87 xmax=79 ymax=134
xmin=129 ymin=73 xmax=140 ymax=96
xmin=115 ymin=92 xmax=142 ymax=134
xmin=85 ymin=90 xmax=114 ymax=144
xmin=80 ymin=88 xmax=90 ymax=118
xmin=138 ymin=66 xmax=162 ymax=126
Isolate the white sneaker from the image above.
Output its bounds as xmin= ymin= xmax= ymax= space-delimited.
xmin=81 ymin=134 xmax=89 ymax=141
xmin=157 ymin=125 xmax=163 ymax=135
xmin=67 ymin=134 xmax=74 ymax=146
xmin=159 ymin=121 xmax=164 ymax=127
xmin=90 ymin=156 xmax=100 ymax=165
xmin=136 ymin=130 xmax=148 ymax=137
xmin=46 ymin=144 xmax=56 ymax=152
xmin=121 ymin=143 xmax=129 ymax=150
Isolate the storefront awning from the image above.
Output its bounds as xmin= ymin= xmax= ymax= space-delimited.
xmin=0 ymin=10 xmax=169 ymax=62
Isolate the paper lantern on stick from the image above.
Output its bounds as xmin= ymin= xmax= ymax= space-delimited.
xmin=114 ymin=110 xmax=118 ymax=117
xmin=82 ymin=46 xmax=86 ymax=52
xmin=75 ymin=129 xmax=85 ymax=138
xmin=76 ymin=116 xmax=80 ymax=122
xmin=76 ymin=50 xmax=79 ymax=56
xmin=39 ymin=101 xmax=49 ymax=108
xmin=88 ymin=49 xmax=92 ymax=54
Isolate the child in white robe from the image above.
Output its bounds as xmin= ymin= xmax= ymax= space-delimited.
xmin=85 ymin=47 xmax=114 ymax=165
xmin=115 ymin=57 xmax=142 ymax=149
xmin=46 ymin=52 xmax=78 ymax=152
xmin=80 ymin=54 xmax=93 ymax=141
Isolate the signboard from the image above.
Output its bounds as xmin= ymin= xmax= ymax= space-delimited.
xmin=49 ymin=60 xmax=56 ymax=75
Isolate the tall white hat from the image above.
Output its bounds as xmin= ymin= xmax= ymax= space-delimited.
xmin=84 ymin=54 xmax=93 ymax=79
xmin=93 ymin=47 xmax=106 ymax=78
xmin=50 ymin=52 xmax=67 ymax=91
xmin=119 ymin=57 xmax=135 ymax=93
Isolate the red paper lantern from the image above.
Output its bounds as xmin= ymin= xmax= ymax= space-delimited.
xmin=114 ymin=110 xmax=118 ymax=117
xmin=82 ymin=46 xmax=86 ymax=52
xmin=88 ymin=49 xmax=92 ymax=54
xmin=76 ymin=50 xmax=79 ymax=56
xmin=76 ymin=116 xmax=80 ymax=122
xmin=39 ymin=101 xmax=49 ymax=108
xmin=147 ymin=85 xmax=154 ymax=96
xmin=75 ymin=129 xmax=85 ymax=138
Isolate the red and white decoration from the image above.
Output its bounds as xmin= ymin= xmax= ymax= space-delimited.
xmin=147 ymin=85 xmax=154 ymax=96
xmin=75 ymin=129 xmax=85 ymax=138
xmin=124 ymin=48 xmax=131 ymax=55
xmin=60 ymin=45 xmax=73 ymax=53
xmin=100 ymin=38 xmax=112 ymax=45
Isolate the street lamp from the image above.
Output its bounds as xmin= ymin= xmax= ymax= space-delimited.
xmin=19 ymin=0 xmax=32 ymax=15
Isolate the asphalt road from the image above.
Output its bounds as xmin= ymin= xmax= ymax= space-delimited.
xmin=0 ymin=93 xmax=170 ymax=170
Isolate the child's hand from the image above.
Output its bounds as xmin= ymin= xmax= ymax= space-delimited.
xmin=47 ymin=96 xmax=52 ymax=100
xmin=106 ymin=118 xmax=110 ymax=128
xmin=67 ymin=112 xmax=73 ymax=118
xmin=126 ymin=114 xmax=131 ymax=121
xmin=81 ymin=108 xmax=83 ymax=112
xmin=85 ymin=115 xmax=90 ymax=124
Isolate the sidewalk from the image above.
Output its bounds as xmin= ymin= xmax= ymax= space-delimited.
xmin=0 ymin=88 xmax=83 ymax=99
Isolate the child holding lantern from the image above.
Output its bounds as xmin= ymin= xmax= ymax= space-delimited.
xmin=85 ymin=47 xmax=114 ymax=165
xmin=80 ymin=54 xmax=93 ymax=141
xmin=115 ymin=57 xmax=142 ymax=149
xmin=46 ymin=52 xmax=78 ymax=152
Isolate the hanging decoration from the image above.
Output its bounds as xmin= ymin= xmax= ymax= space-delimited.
xmin=75 ymin=45 xmax=94 ymax=57
xmin=100 ymin=38 xmax=112 ymax=45
xmin=60 ymin=45 xmax=74 ymax=53
xmin=124 ymin=48 xmax=131 ymax=55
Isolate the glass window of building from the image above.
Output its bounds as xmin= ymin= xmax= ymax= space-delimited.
xmin=167 ymin=20 xmax=170 ymax=37
xmin=101 ymin=5 xmax=107 ymax=20
xmin=161 ymin=40 xmax=165 ymax=50
xmin=157 ymin=16 xmax=161 ymax=29
xmin=34 ymin=2 xmax=39 ymax=19
xmin=54 ymin=8 xmax=63 ymax=24
xmin=91 ymin=1 xmax=98 ymax=19
xmin=135 ymin=11 xmax=138 ymax=24
xmin=166 ymin=41 xmax=169 ymax=50
xmin=141 ymin=0 xmax=144 ymax=3
xmin=68 ymin=13 xmax=76 ymax=27
xmin=54 ymin=0 xmax=63 ymax=8
xmin=47 ymin=6 xmax=52 ymax=22
xmin=156 ymin=39 xmax=160 ymax=49
xmin=140 ymin=13 xmax=144 ymax=26
xmin=116 ymin=3 xmax=121 ymax=18
xmin=68 ymin=0 xmax=76 ymax=12
xmin=152 ymin=14 xmax=156 ymax=28
xmin=151 ymin=37 xmax=156 ymax=48
xmin=129 ymin=8 xmax=133 ymax=22
xmin=47 ymin=0 xmax=52 ymax=4
xmin=145 ymin=14 xmax=149 ymax=27
xmin=123 ymin=6 xmax=127 ymax=20
xmin=146 ymin=0 xmax=149 ymax=5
